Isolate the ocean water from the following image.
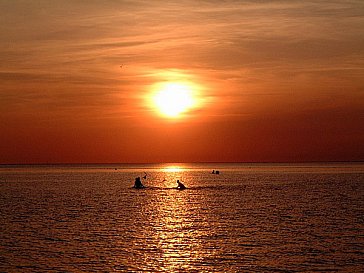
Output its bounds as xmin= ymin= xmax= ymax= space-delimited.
xmin=1 ymin=163 xmax=363 ymax=272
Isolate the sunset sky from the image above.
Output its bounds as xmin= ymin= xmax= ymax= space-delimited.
xmin=1 ymin=0 xmax=363 ymax=164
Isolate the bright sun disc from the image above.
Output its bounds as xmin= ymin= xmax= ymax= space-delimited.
xmin=152 ymin=83 xmax=195 ymax=118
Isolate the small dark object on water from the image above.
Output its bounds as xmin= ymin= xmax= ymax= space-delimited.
xmin=133 ymin=177 xmax=145 ymax=189
xmin=176 ymin=180 xmax=186 ymax=190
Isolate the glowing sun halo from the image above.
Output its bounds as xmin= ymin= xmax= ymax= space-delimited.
xmin=152 ymin=83 xmax=196 ymax=118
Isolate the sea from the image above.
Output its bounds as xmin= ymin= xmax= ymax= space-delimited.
xmin=1 ymin=163 xmax=363 ymax=272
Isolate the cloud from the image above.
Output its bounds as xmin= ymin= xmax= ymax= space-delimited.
xmin=1 ymin=1 xmax=363 ymax=148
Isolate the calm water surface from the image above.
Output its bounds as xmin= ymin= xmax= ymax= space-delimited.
xmin=1 ymin=163 xmax=363 ymax=272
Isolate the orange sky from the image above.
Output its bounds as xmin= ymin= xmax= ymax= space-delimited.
xmin=1 ymin=1 xmax=364 ymax=163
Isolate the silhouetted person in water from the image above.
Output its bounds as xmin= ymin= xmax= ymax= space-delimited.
xmin=176 ymin=180 xmax=186 ymax=190
xmin=134 ymin=177 xmax=144 ymax=188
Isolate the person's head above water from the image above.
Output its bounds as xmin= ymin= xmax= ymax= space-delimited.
xmin=176 ymin=179 xmax=186 ymax=189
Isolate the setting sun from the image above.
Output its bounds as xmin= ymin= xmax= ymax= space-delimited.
xmin=152 ymin=82 xmax=196 ymax=118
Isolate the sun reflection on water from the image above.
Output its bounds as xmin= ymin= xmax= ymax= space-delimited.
xmin=161 ymin=165 xmax=185 ymax=173
xmin=145 ymin=175 xmax=213 ymax=272
xmin=154 ymin=191 xmax=193 ymax=271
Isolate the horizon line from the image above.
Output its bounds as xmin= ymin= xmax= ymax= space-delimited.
xmin=1 ymin=160 xmax=364 ymax=166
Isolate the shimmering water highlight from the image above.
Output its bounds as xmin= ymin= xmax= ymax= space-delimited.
xmin=1 ymin=163 xmax=363 ymax=272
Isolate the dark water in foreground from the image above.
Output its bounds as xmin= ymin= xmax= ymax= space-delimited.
xmin=1 ymin=163 xmax=363 ymax=272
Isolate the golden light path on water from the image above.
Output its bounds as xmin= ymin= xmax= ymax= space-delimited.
xmin=158 ymin=165 xmax=189 ymax=189
xmin=162 ymin=166 xmax=185 ymax=173
xmin=151 ymin=167 xmax=212 ymax=271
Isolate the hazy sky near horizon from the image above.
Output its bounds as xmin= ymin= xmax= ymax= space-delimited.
xmin=1 ymin=0 xmax=364 ymax=163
